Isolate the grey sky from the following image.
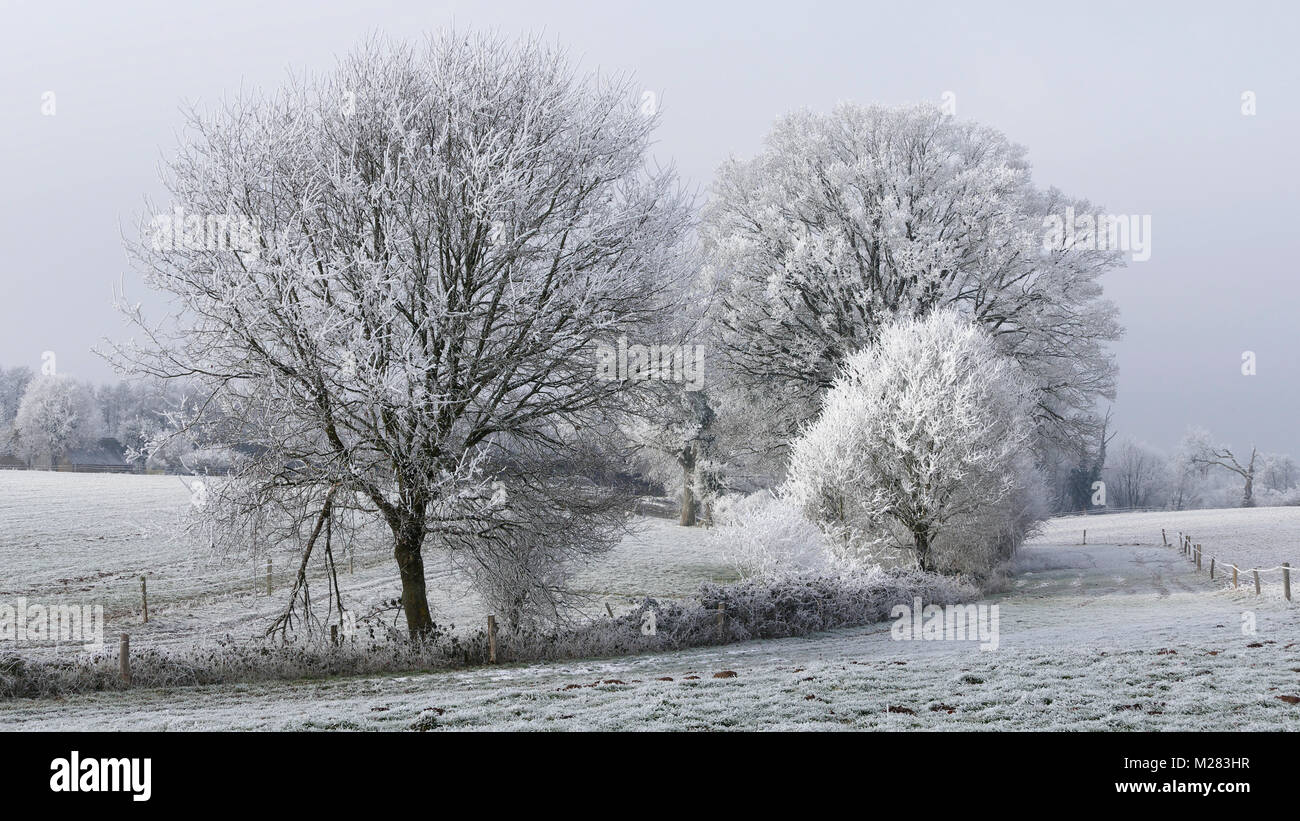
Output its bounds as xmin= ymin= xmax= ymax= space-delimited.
xmin=2 ymin=0 xmax=1298 ymax=458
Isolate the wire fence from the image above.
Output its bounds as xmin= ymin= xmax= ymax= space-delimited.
xmin=1157 ymin=527 xmax=1294 ymax=600
xmin=10 ymin=551 xmax=386 ymax=632
xmin=1056 ymin=506 xmax=1169 ymax=517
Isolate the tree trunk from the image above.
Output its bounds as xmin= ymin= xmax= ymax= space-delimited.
xmin=393 ymin=522 xmax=434 ymax=639
xmin=1243 ymin=473 xmax=1255 ymax=508
xmin=913 ymin=529 xmax=933 ymax=572
xmin=678 ymin=442 xmax=698 ymax=527
xmin=679 ymin=470 xmax=697 ymax=526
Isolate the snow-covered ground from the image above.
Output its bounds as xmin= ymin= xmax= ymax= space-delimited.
xmin=3 ymin=472 xmax=1299 ymax=730
xmin=0 ymin=471 xmax=732 ymax=655
xmin=1037 ymin=509 xmax=1300 ymax=598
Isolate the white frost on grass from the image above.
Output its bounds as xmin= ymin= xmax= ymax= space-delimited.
xmin=0 ymin=472 xmax=730 ymax=657
xmin=1037 ymin=507 xmax=1300 ymax=599
xmin=3 ymin=513 xmax=1299 ymax=730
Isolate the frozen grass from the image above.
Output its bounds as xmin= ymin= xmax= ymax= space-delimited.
xmin=0 ymin=569 xmax=975 ymax=698
xmin=1038 ymin=506 xmax=1300 ymax=598
xmin=1 ymin=528 xmax=1298 ymax=729
xmin=4 ymin=475 xmax=1300 ymax=730
xmin=0 ymin=472 xmax=732 ymax=659
xmin=3 ymin=536 xmax=1298 ymax=730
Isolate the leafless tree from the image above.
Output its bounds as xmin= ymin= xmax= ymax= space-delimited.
xmin=1183 ymin=428 xmax=1258 ymax=508
xmin=103 ymin=32 xmax=693 ymax=638
xmin=1259 ymin=453 xmax=1297 ymax=493
xmin=1103 ymin=438 xmax=1167 ymax=509
xmin=702 ymin=103 xmax=1123 ymax=457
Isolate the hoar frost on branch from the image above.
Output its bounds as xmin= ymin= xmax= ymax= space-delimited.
xmin=12 ymin=375 xmax=104 ymax=466
xmin=101 ymin=31 xmax=694 ymax=638
xmin=702 ymin=103 xmax=1123 ymax=456
xmin=1180 ymin=427 xmax=1259 ymax=508
xmin=785 ymin=309 xmax=1041 ymax=576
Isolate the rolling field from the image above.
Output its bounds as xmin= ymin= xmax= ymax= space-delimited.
xmin=3 ymin=471 xmax=1300 ymax=730
xmin=0 ymin=471 xmax=734 ymax=655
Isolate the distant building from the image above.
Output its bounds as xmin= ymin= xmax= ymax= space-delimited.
xmin=25 ymin=438 xmax=135 ymax=472
xmin=63 ymin=438 xmax=131 ymax=470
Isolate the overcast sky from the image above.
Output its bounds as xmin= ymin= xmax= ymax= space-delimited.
xmin=2 ymin=0 xmax=1298 ymax=457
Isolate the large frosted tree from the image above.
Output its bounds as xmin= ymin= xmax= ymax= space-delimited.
xmin=13 ymin=375 xmax=104 ymax=465
xmin=107 ymin=32 xmax=693 ymax=638
xmin=702 ymin=103 xmax=1123 ymax=455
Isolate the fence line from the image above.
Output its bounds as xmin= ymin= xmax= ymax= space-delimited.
xmin=1159 ymin=527 xmax=1294 ymax=601
xmin=1057 ymin=506 xmax=1169 ymax=518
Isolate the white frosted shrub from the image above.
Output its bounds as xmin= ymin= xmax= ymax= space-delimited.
xmin=708 ymin=490 xmax=832 ymax=577
xmin=786 ymin=309 xmax=1041 ymax=577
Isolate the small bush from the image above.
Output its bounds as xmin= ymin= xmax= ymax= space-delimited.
xmin=708 ymin=489 xmax=833 ymax=577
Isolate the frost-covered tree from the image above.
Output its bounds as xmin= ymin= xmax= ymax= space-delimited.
xmin=1169 ymin=432 xmax=1212 ymax=511
xmin=105 ymin=32 xmax=693 ymax=638
xmin=94 ymin=378 xmax=189 ymax=460
xmin=1181 ymin=427 xmax=1259 ymax=508
xmin=0 ymin=366 xmax=33 ymax=452
xmin=1042 ymin=409 xmax=1113 ymax=513
xmin=786 ymin=309 xmax=1039 ymax=575
xmin=13 ymin=375 xmax=105 ymax=465
xmin=703 ymin=103 xmax=1122 ymax=455
xmin=627 ymin=390 xmax=718 ymax=526
xmin=618 ymin=257 xmax=723 ymax=525
xmin=1259 ymin=453 xmax=1297 ymax=494
xmin=1103 ymin=438 xmax=1167 ymax=509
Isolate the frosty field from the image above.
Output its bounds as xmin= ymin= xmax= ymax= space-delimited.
xmin=0 ymin=471 xmax=735 ymax=656
xmin=3 ymin=472 xmax=1300 ymax=730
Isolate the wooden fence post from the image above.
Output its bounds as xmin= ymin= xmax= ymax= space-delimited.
xmin=1083 ymin=529 xmax=1087 ymax=545
xmin=1162 ymin=529 xmax=1167 ymax=546
xmin=1195 ymin=545 xmax=1202 ymax=570
xmin=1254 ymin=570 xmax=1261 ymax=595
xmin=119 ymin=633 xmax=131 ymax=685
xmin=1233 ymin=565 xmax=1238 ymax=589
xmin=1285 ymin=563 xmax=1292 ymax=602
xmin=140 ymin=575 xmax=148 ymax=624
xmin=605 ymin=602 xmax=614 ymax=618
xmin=487 ymin=614 xmax=498 ymax=663
xmin=1210 ymin=557 xmax=1215 ymax=580
xmin=266 ymin=558 xmax=272 ymax=596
